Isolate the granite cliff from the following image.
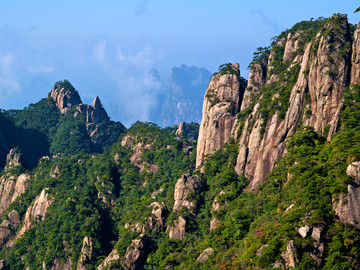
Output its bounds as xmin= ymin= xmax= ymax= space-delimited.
xmin=197 ymin=15 xmax=356 ymax=190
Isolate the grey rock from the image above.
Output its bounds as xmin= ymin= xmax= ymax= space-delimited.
xmin=196 ymin=248 xmax=214 ymax=263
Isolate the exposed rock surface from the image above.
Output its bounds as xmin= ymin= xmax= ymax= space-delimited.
xmin=169 ymin=174 xmax=205 ymax=239
xmin=281 ymin=240 xmax=298 ymax=269
xmin=50 ymin=258 xmax=73 ymax=270
xmin=0 ymin=260 xmax=9 ymax=270
xmin=196 ymin=63 xmax=245 ymax=167
xmin=297 ymin=225 xmax=311 ymax=238
xmin=230 ymin=15 xmax=352 ymax=189
xmin=122 ymin=234 xmax=151 ymax=270
xmin=17 ymin=189 xmax=53 ymax=238
xmin=302 ymin=17 xmax=351 ymax=137
xmin=148 ymin=202 xmax=168 ymax=231
xmin=87 ymin=96 xmax=109 ymax=124
xmin=0 ymin=210 xmax=20 ymax=247
xmin=196 ymin=248 xmax=214 ymax=263
xmin=168 ymin=216 xmax=186 ymax=240
xmin=333 ymin=162 xmax=360 ymax=228
xmin=98 ymin=249 xmax=120 ymax=270
xmin=85 ymin=96 xmax=110 ymax=140
xmin=5 ymin=148 xmax=21 ymax=169
xmin=175 ymin=121 xmax=186 ymax=136
xmin=241 ymin=62 xmax=267 ymax=112
xmin=121 ymin=135 xmax=158 ymax=174
xmin=351 ymin=22 xmax=360 ymax=84
xmin=0 ymin=173 xmax=29 ymax=214
xmin=77 ymin=236 xmax=94 ymax=270
xmin=50 ymin=82 xmax=82 ymax=114
xmin=173 ymin=174 xmax=205 ymax=213
xmin=125 ymin=202 xmax=168 ymax=233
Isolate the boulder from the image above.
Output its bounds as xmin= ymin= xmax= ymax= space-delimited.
xmin=123 ymin=234 xmax=151 ymax=270
xmin=173 ymin=174 xmax=205 ymax=213
xmin=196 ymin=248 xmax=214 ymax=263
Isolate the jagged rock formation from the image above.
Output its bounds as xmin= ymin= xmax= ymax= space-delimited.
xmin=275 ymin=240 xmax=299 ymax=269
xmin=148 ymin=202 xmax=168 ymax=232
xmin=17 ymin=189 xmax=52 ymax=239
xmin=50 ymin=80 xmax=124 ymax=151
xmin=172 ymin=174 xmax=205 ymax=213
xmin=98 ymin=249 xmax=121 ymax=270
xmin=99 ymin=234 xmax=151 ymax=270
xmin=196 ymin=64 xmax=245 ymax=167
xmin=0 ymin=210 xmax=20 ymax=247
xmin=50 ymin=81 xmax=82 ymax=114
xmin=49 ymin=258 xmax=73 ymax=270
xmin=0 ymin=149 xmax=29 ymax=214
xmin=77 ymin=236 xmax=94 ymax=270
xmin=333 ymin=161 xmax=360 ymax=228
xmin=121 ymin=135 xmax=158 ymax=173
xmin=122 ymin=234 xmax=150 ymax=270
xmin=168 ymin=174 xmax=205 ymax=239
xmin=5 ymin=148 xmax=21 ymax=169
xmin=351 ymin=23 xmax=360 ymax=84
xmin=125 ymin=202 xmax=168 ymax=233
xmin=197 ymin=15 xmax=354 ymax=190
xmin=175 ymin=122 xmax=186 ymax=136
xmin=0 ymin=173 xmax=29 ymax=215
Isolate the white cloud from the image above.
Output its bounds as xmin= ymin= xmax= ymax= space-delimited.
xmin=116 ymin=45 xmax=154 ymax=69
xmin=93 ymin=39 xmax=107 ymax=66
xmin=92 ymin=40 xmax=163 ymax=125
xmin=27 ymin=65 xmax=55 ymax=73
xmin=0 ymin=54 xmax=21 ymax=100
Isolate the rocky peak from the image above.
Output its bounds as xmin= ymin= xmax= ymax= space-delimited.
xmin=50 ymin=80 xmax=82 ymax=114
xmin=175 ymin=122 xmax=186 ymax=136
xmin=77 ymin=236 xmax=94 ymax=270
xmin=5 ymin=148 xmax=21 ymax=169
xmin=196 ymin=63 xmax=246 ymax=168
xmin=86 ymin=96 xmax=109 ymax=125
xmin=228 ymin=15 xmax=353 ymax=190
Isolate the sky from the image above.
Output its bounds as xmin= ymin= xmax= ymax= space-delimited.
xmin=0 ymin=1 xmax=358 ymax=126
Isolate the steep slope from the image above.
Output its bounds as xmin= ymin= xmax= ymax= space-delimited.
xmin=196 ymin=63 xmax=246 ymax=167
xmin=197 ymin=15 xmax=354 ymax=190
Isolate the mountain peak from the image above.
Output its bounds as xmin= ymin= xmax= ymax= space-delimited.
xmin=50 ymin=80 xmax=82 ymax=114
xmin=91 ymin=96 xmax=102 ymax=108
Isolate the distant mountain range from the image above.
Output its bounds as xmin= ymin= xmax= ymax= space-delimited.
xmin=156 ymin=64 xmax=212 ymax=127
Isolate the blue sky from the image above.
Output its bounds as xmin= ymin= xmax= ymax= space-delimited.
xmin=0 ymin=1 xmax=358 ymax=125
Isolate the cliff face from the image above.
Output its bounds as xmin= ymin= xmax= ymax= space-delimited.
xmin=196 ymin=64 xmax=246 ymax=167
xmin=197 ymin=15 xmax=355 ymax=190
xmin=0 ymin=149 xmax=29 ymax=214
xmin=50 ymin=81 xmax=82 ymax=114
